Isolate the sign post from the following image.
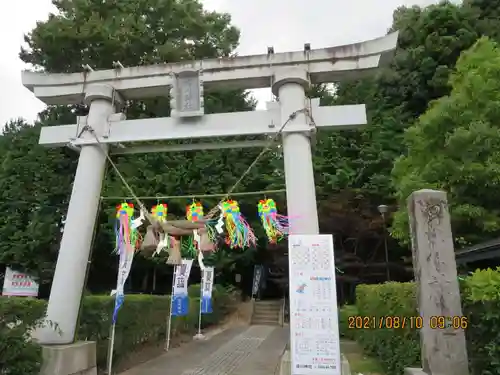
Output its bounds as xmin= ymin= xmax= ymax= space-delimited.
xmin=288 ymin=234 xmax=340 ymax=375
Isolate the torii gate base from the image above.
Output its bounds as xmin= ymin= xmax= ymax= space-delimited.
xmin=24 ymin=32 xmax=398 ymax=375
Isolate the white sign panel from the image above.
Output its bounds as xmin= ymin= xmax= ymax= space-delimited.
xmin=288 ymin=235 xmax=341 ymax=375
xmin=2 ymin=267 xmax=39 ymax=297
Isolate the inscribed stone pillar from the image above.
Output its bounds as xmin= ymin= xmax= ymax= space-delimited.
xmin=407 ymin=189 xmax=469 ymax=375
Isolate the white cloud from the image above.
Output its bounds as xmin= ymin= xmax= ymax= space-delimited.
xmin=0 ymin=0 xmax=449 ymax=126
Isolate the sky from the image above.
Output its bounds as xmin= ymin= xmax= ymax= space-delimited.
xmin=0 ymin=0 xmax=448 ymax=127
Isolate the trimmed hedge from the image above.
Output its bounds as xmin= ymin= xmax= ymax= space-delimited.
xmin=0 ymin=284 xmax=236 ymax=375
xmin=354 ymin=282 xmax=420 ymax=375
xmin=351 ymin=268 xmax=500 ymax=375
xmin=338 ymin=304 xmax=357 ymax=340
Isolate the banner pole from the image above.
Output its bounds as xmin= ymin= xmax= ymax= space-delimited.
xmin=197 ymin=291 xmax=203 ymax=336
xmin=106 ymin=323 xmax=116 ymax=374
xmin=194 ymin=269 xmax=204 ymax=340
xmin=165 ymin=268 xmax=176 ymax=351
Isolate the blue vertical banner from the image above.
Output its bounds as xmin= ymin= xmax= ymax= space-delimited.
xmin=112 ymin=248 xmax=134 ymax=324
xmin=201 ymin=267 xmax=214 ymax=314
xmin=171 ymin=259 xmax=193 ymax=317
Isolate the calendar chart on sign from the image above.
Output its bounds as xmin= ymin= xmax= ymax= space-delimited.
xmin=288 ymin=234 xmax=341 ymax=375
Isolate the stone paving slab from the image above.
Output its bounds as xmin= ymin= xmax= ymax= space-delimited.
xmin=232 ymin=326 xmax=289 ymax=375
xmin=182 ymin=325 xmax=277 ymax=375
xmin=119 ymin=325 xmax=289 ymax=375
xmin=119 ymin=326 xmax=248 ymax=375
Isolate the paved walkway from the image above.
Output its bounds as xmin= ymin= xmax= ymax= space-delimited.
xmin=120 ymin=325 xmax=289 ymax=375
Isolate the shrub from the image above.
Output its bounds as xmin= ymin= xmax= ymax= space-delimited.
xmin=354 ymin=269 xmax=500 ymax=375
xmin=338 ymin=305 xmax=358 ymax=340
xmin=78 ymin=294 xmax=171 ymax=367
xmin=0 ymin=284 xmax=236 ymax=374
xmin=0 ymin=298 xmax=46 ymax=375
xmin=187 ymin=283 xmax=238 ymax=329
xmin=462 ymin=268 xmax=500 ymax=375
xmin=355 ymin=282 xmax=420 ymax=375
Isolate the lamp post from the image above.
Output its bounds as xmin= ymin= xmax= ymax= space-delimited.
xmin=377 ymin=204 xmax=391 ymax=281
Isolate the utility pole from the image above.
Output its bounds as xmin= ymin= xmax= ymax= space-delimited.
xmin=378 ymin=204 xmax=391 ymax=281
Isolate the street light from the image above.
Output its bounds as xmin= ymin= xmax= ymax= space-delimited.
xmin=377 ymin=205 xmax=391 ymax=281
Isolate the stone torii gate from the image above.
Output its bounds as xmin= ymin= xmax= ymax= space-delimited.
xmin=23 ymin=32 xmax=398 ymax=347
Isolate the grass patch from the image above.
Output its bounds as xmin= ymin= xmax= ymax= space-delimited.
xmin=340 ymin=340 xmax=384 ymax=375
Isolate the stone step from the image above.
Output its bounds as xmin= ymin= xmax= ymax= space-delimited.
xmin=251 ymin=318 xmax=280 ymax=326
xmin=253 ymin=303 xmax=281 ymax=309
xmin=253 ymin=313 xmax=280 ymax=320
xmin=254 ymin=307 xmax=281 ymax=314
xmin=253 ymin=309 xmax=280 ymax=315
xmin=251 ymin=300 xmax=282 ymax=326
xmin=254 ymin=300 xmax=282 ymax=305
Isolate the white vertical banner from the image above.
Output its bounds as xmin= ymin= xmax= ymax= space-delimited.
xmin=288 ymin=234 xmax=341 ymax=375
xmin=201 ymin=267 xmax=214 ymax=314
xmin=171 ymin=259 xmax=194 ymax=316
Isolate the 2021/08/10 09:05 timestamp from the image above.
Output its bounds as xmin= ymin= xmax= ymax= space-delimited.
xmin=348 ymin=316 xmax=469 ymax=329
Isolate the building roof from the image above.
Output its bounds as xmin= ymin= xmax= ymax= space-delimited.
xmin=455 ymin=237 xmax=500 ymax=264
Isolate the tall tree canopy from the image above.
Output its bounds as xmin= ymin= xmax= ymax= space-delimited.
xmin=21 ymin=0 xmax=240 ymax=71
xmin=313 ymin=2 xmax=481 ymax=269
xmin=0 ymin=116 xmax=77 ymax=283
xmin=392 ymin=37 xmax=500 ymax=246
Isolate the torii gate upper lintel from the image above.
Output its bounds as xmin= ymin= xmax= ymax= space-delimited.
xmin=25 ymin=33 xmax=398 ymax=345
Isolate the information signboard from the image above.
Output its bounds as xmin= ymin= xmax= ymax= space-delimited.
xmin=2 ymin=267 xmax=39 ymax=297
xmin=288 ymin=234 xmax=341 ymax=375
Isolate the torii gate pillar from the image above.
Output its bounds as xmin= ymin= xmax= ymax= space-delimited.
xmin=36 ymin=85 xmax=123 ymax=344
xmin=273 ymin=68 xmax=319 ymax=234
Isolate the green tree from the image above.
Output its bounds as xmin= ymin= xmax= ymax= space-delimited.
xmin=316 ymin=2 xmax=479 ymax=203
xmin=0 ymin=114 xmax=77 ymax=283
xmin=311 ymin=2 xmax=482 ymax=280
xmin=464 ymin=0 xmax=500 ymax=42
xmin=392 ymin=37 xmax=500 ymax=246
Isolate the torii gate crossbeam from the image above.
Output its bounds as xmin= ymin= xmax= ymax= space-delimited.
xmin=23 ymin=33 xmax=398 ymax=349
xmin=23 ymin=32 xmax=398 ymax=104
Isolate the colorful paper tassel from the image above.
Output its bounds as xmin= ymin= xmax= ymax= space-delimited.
xmin=115 ymin=202 xmax=140 ymax=254
xmin=187 ymin=201 xmax=220 ymax=251
xmin=151 ymin=203 xmax=168 ymax=222
xmin=182 ymin=202 xmax=203 ymax=258
xmin=186 ymin=201 xmax=203 ymax=222
xmin=221 ymin=199 xmax=256 ymax=249
xmin=257 ymin=198 xmax=290 ymax=243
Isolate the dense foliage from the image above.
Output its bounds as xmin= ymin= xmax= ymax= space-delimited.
xmin=351 ymin=269 xmax=500 ymax=375
xmin=0 ymin=284 xmax=236 ymax=375
xmin=392 ymin=37 xmax=500 ymax=245
xmin=0 ymin=298 xmax=47 ymax=375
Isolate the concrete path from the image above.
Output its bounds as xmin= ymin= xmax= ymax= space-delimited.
xmin=120 ymin=325 xmax=289 ymax=375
